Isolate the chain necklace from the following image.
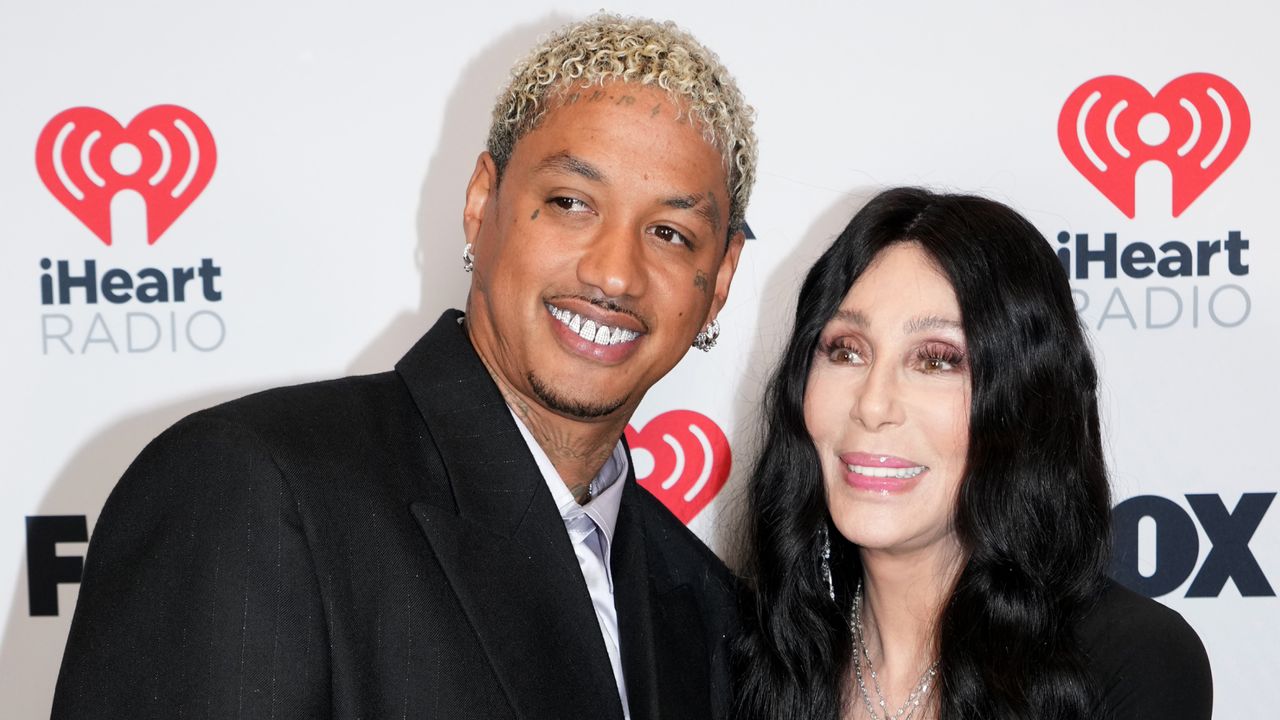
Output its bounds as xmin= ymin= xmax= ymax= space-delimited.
xmin=850 ymin=580 xmax=939 ymax=720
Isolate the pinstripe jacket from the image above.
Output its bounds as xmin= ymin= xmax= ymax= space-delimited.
xmin=52 ymin=309 xmax=737 ymax=720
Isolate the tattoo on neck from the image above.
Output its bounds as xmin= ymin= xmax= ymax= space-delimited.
xmin=486 ymin=369 xmax=615 ymax=481
xmin=538 ymin=424 xmax=614 ymax=464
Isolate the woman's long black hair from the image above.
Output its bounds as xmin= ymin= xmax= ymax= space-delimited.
xmin=733 ymin=188 xmax=1112 ymax=719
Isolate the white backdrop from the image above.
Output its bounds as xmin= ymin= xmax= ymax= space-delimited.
xmin=2 ymin=1 xmax=1276 ymax=716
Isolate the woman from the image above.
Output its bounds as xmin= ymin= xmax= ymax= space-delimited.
xmin=733 ymin=187 xmax=1211 ymax=719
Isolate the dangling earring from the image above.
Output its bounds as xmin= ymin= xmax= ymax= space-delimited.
xmin=691 ymin=318 xmax=720 ymax=351
xmin=462 ymin=242 xmax=475 ymax=273
xmin=821 ymin=524 xmax=834 ymax=601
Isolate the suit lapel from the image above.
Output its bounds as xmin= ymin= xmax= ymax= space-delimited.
xmin=613 ymin=468 xmax=714 ymax=720
xmin=397 ymin=311 xmax=624 ymax=720
xmin=612 ymin=476 xmax=659 ymax=720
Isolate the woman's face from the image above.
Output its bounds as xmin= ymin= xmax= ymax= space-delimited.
xmin=805 ymin=242 xmax=971 ymax=559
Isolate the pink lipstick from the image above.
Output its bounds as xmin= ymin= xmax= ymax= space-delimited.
xmin=839 ymin=452 xmax=929 ymax=493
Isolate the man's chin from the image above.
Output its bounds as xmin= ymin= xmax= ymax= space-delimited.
xmin=528 ymin=372 xmax=629 ymax=420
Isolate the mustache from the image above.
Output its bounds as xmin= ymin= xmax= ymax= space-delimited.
xmin=552 ymin=293 xmax=649 ymax=332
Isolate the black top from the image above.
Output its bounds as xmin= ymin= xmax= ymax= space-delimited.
xmin=1080 ymin=580 xmax=1213 ymax=719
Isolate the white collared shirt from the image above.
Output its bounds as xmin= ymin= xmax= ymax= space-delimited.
xmin=509 ymin=408 xmax=631 ymax=719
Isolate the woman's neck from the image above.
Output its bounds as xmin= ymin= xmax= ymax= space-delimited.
xmin=854 ymin=542 xmax=963 ymax=714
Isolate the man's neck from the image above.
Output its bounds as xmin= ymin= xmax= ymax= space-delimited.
xmin=488 ymin=367 xmax=628 ymax=502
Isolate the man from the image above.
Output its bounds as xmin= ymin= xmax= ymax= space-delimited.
xmin=52 ymin=14 xmax=756 ymax=720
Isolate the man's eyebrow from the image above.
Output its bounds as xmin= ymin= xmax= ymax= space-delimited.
xmin=535 ymin=151 xmax=606 ymax=183
xmin=662 ymin=192 xmax=721 ymax=233
xmin=903 ymin=315 xmax=963 ymax=334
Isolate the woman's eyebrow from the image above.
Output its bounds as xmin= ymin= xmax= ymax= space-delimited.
xmin=903 ymin=315 xmax=962 ymax=334
xmin=832 ymin=308 xmax=869 ymax=328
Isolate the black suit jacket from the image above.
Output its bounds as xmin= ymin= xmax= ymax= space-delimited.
xmin=52 ymin=310 xmax=737 ymax=719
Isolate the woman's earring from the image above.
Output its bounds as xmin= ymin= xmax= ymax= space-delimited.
xmin=462 ymin=243 xmax=475 ymax=273
xmin=692 ymin=318 xmax=720 ymax=351
xmin=821 ymin=524 xmax=834 ymax=601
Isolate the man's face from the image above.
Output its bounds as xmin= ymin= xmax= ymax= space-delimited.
xmin=463 ymin=82 xmax=744 ymax=422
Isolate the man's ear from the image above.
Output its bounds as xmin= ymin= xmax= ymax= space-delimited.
xmin=463 ymin=151 xmax=499 ymax=247
xmin=707 ymin=229 xmax=746 ymax=322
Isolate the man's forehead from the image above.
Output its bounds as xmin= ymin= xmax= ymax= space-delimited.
xmin=526 ymin=87 xmax=724 ymax=173
xmin=548 ymin=79 xmax=677 ymax=112
xmin=541 ymin=80 xmax=722 ymax=154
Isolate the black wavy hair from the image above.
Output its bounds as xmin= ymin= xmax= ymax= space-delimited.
xmin=733 ymin=187 xmax=1112 ymax=719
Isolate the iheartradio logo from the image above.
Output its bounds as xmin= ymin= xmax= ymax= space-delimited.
xmin=1058 ymin=73 xmax=1249 ymax=218
xmin=36 ymin=105 xmax=216 ymax=246
xmin=626 ymin=410 xmax=731 ymax=524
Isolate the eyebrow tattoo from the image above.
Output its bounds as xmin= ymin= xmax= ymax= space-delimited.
xmin=662 ymin=192 xmax=722 ymax=234
xmin=704 ymin=191 xmax=723 ymax=234
xmin=536 ymin=152 xmax=606 ymax=183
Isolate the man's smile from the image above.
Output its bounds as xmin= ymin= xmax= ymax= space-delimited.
xmin=545 ymin=301 xmax=643 ymax=346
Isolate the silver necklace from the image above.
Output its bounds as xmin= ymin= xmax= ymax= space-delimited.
xmin=850 ymin=580 xmax=939 ymax=720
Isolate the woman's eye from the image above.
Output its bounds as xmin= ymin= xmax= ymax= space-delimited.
xmin=826 ymin=346 xmax=864 ymax=365
xmin=922 ymin=357 xmax=953 ymax=372
xmin=917 ymin=344 xmax=964 ymax=373
xmin=651 ymin=225 xmax=692 ymax=248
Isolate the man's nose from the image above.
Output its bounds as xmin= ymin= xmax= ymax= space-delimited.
xmin=577 ymin=221 xmax=648 ymax=299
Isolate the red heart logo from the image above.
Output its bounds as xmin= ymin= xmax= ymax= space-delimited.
xmin=626 ymin=410 xmax=731 ymax=524
xmin=36 ymin=105 xmax=217 ymax=246
xmin=1058 ymin=73 xmax=1248 ymax=218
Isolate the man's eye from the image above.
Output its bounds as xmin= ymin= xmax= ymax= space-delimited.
xmin=652 ymin=225 xmax=691 ymax=248
xmin=551 ymin=197 xmax=589 ymax=212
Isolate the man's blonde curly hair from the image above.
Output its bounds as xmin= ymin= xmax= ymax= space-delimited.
xmin=487 ymin=13 xmax=757 ymax=236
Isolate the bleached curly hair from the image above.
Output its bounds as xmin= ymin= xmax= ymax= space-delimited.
xmin=487 ymin=13 xmax=758 ymax=236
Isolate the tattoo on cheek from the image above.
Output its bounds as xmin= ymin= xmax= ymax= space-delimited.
xmin=694 ymin=269 xmax=710 ymax=294
xmin=650 ymin=104 xmax=661 ymax=118
xmin=530 ymin=209 xmax=540 ymax=221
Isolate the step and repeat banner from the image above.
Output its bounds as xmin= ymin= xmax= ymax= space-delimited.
xmin=2 ymin=1 xmax=1275 ymax=716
